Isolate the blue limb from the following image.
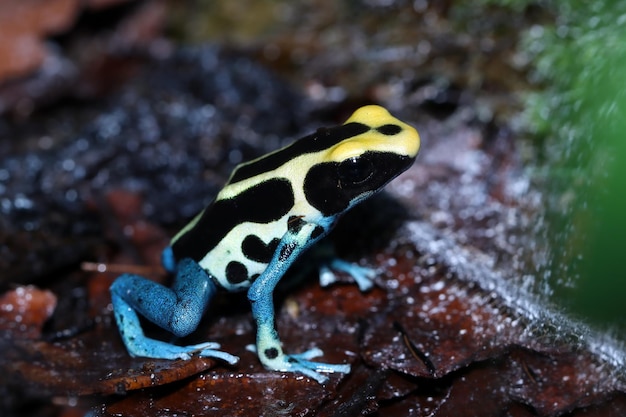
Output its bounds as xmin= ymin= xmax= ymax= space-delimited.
xmin=110 ymin=255 xmax=238 ymax=365
xmin=161 ymin=246 xmax=177 ymax=273
xmin=319 ymin=258 xmax=377 ymax=292
xmin=247 ymin=222 xmax=350 ymax=383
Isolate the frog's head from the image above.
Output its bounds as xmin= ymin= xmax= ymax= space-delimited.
xmin=304 ymin=105 xmax=420 ymax=216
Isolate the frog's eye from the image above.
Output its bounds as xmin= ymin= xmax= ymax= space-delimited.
xmin=337 ymin=156 xmax=373 ymax=185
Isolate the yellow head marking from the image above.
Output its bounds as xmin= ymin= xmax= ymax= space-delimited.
xmin=329 ymin=105 xmax=420 ymax=162
xmin=344 ymin=105 xmax=400 ymax=126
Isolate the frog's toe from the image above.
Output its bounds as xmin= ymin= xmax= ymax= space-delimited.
xmin=186 ymin=341 xmax=222 ymax=351
xmin=178 ymin=341 xmax=239 ymax=364
xmin=288 ymin=347 xmax=324 ymax=361
xmin=319 ymin=259 xmax=377 ymax=292
xmin=197 ymin=347 xmax=239 ymax=365
xmin=285 ymin=350 xmax=351 ymax=383
xmin=288 ymin=351 xmax=351 ymax=374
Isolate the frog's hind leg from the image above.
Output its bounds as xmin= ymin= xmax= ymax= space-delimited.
xmin=110 ymin=257 xmax=238 ymax=364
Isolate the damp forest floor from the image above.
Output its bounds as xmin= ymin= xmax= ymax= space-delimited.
xmin=1 ymin=1 xmax=625 ymax=416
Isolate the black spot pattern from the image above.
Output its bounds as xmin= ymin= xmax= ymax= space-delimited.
xmin=279 ymin=242 xmax=297 ymax=262
xmin=287 ymin=215 xmax=307 ymax=234
xmin=171 ymin=178 xmax=294 ymax=262
xmin=264 ymin=347 xmax=279 ymax=359
xmin=310 ymin=225 xmax=325 ymax=240
xmin=376 ymin=124 xmax=402 ymax=136
xmin=226 ymin=261 xmax=248 ymax=284
xmin=242 ymin=235 xmax=280 ymax=264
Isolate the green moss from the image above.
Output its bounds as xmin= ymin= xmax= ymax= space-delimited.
xmin=475 ymin=0 xmax=537 ymax=11
xmin=521 ymin=1 xmax=626 ymax=329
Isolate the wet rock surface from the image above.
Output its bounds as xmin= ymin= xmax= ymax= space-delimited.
xmin=0 ymin=46 xmax=305 ymax=286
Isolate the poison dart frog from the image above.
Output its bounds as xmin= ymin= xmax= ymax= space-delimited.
xmin=110 ymin=105 xmax=420 ymax=383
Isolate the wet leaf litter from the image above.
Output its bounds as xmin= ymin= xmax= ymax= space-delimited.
xmin=2 ymin=1 xmax=626 ymax=416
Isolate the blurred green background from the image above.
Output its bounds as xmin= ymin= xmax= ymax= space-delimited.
xmin=517 ymin=0 xmax=626 ymax=330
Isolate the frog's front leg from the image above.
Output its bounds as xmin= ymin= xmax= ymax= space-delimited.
xmin=110 ymin=256 xmax=238 ymax=364
xmin=247 ymin=222 xmax=351 ymax=383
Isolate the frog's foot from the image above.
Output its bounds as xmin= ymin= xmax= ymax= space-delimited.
xmin=126 ymin=337 xmax=239 ymax=365
xmin=319 ymin=258 xmax=377 ymax=292
xmin=287 ymin=348 xmax=352 ymax=381
xmin=247 ymin=345 xmax=350 ymax=383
